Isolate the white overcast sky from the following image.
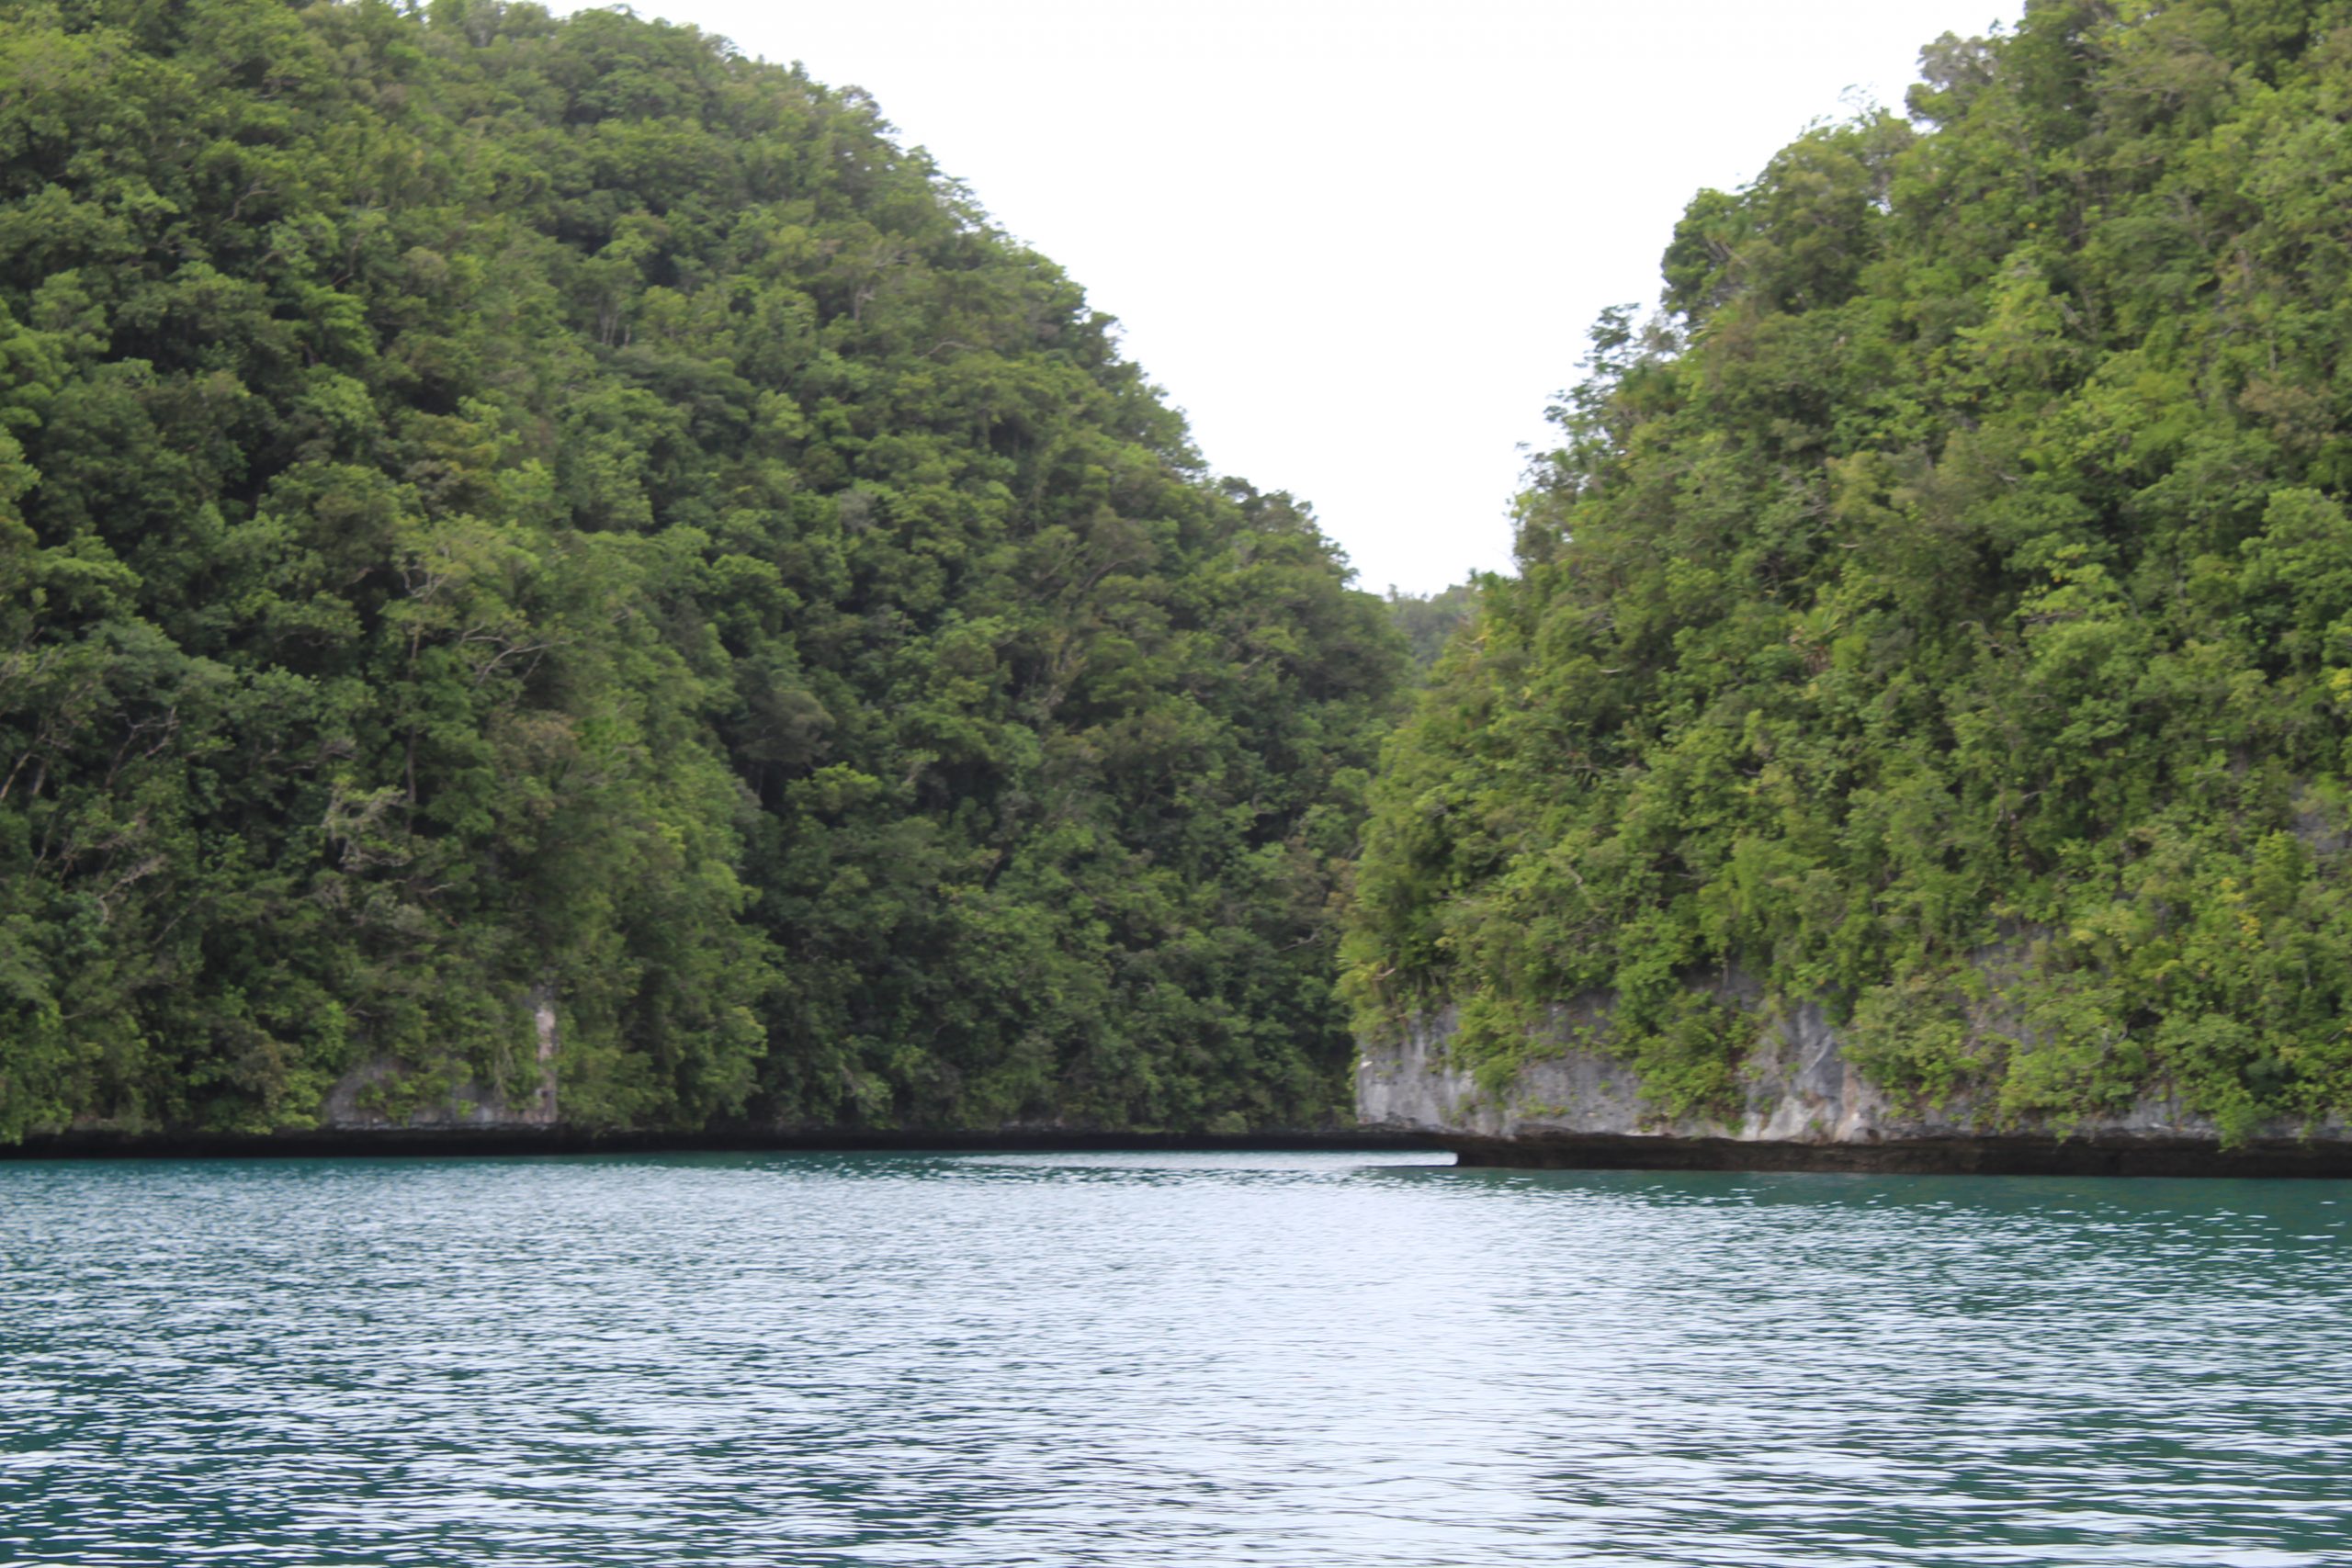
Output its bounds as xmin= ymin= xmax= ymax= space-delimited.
xmin=558 ymin=1 xmax=2021 ymax=593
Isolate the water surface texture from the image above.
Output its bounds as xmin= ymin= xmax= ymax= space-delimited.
xmin=3 ymin=1152 xmax=2346 ymax=1566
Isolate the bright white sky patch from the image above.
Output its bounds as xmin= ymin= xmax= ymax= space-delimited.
xmin=558 ymin=1 xmax=2021 ymax=592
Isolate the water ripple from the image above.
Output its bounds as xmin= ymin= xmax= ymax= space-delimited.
xmin=3 ymin=1153 xmax=2346 ymax=1565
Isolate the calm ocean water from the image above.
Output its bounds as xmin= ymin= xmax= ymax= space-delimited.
xmin=1 ymin=1150 xmax=2346 ymax=1566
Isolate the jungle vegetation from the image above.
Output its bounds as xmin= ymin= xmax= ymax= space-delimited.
xmin=1346 ymin=0 xmax=2352 ymax=1139
xmin=0 ymin=0 xmax=1407 ymax=1140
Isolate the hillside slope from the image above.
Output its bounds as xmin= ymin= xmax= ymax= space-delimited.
xmin=1347 ymin=0 xmax=2352 ymax=1142
xmin=0 ymin=0 xmax=1405 ymax=1140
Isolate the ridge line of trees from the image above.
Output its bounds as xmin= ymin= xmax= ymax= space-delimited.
xmin=1347 ymin=0 xmax=2352 ymax=1142
xmin=0 ymin=0 xmax=1408 ymax=1141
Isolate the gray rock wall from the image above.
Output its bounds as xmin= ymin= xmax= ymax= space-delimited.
xmin=1356 ymin=995 xmax=2348 ymax=1172
xmin=319 ymin=985 xmax=560 ymax=1132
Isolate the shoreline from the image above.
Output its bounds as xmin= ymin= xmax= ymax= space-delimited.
xmin=1444 ymin=1132 xmax=2352 ymax=1179
xmin=0 ymin=1127 xmax=1448 ymax=1162
xmin=7 ymin=1124 xmax=2351 ymax=1176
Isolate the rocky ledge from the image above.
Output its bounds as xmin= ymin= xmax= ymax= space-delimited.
xmin=1356 ymin=1001 xmax=2352 ymax=1178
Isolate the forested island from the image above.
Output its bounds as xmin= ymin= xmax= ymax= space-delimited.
xmin=1350 ymin=0 xmax=2352 ymax=1159
xmin=7 ymin=0 xmax=2352 ymax=1163
xmin=0 ymin=0 xmax=1408 ymax=1144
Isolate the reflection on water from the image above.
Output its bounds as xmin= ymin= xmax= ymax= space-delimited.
xmin=3 ymin=1151 xmax=2346 ymax=1565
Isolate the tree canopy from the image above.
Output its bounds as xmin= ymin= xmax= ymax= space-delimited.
xmin=1347 ymin=0 xmax=2352 ymax=1140
xmin=0 ymin=0 xmax=1406 ymax=1140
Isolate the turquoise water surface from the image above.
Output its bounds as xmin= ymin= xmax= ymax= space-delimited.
xmin=2 ymin=1151 xmax=2346 ymax=1565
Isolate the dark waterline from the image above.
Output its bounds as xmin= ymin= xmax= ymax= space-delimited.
xmin=1 ymin=1128 xmax=1443 ymax=1160
xmin=18 ymin=1126 xmax=2352 ymax=1179
xmin=5 ymin=1152 xmax=2346 ymax=1566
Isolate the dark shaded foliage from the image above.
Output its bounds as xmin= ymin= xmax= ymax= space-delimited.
xmin=0 ymin=0 xmax=1406 ymax=1139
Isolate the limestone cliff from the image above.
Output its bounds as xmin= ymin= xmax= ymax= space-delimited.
xmin=317 ymin=986 xmax=562 ymax=1134
xmin=1356 ymin=999 xmax=2352 ymax=1176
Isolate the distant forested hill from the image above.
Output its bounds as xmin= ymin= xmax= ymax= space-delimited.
xmin=0 ymin=0 xmax=1406 ymax=1140
xmin=1385 ymin=581 xmax=1480 ymax=672
xmin=1347 ymin=0 xmax=2352 ymax=1138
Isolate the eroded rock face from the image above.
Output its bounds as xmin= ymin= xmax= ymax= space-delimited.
xmin=320 ymin=1055 xmax=533 ymax=1131
xmin=320 ymin=987 xmax=560 ymax=1132
xmin=1355 ymin=996 xmax=2345 ymax=1170
xmin=528 ymin=984 xmax=561 ymax=1129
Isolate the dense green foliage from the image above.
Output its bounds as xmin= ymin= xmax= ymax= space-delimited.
xmin=1349 ymin=0 xmax=2352 ymax=1138
xmin=0 ymin=0 xmax=1405 ymax=1140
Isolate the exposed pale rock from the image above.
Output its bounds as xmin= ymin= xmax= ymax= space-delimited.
xmin=1357 ymin=992 xmax=2346 ymax=1172
xmin=319 ymin=985 xmax=560 ymax=1131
